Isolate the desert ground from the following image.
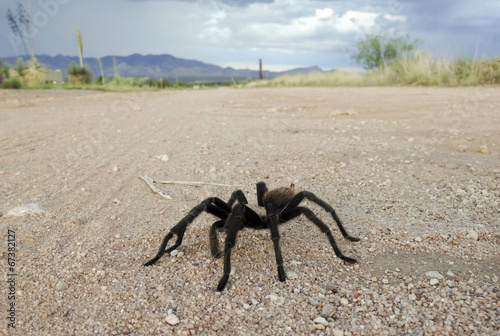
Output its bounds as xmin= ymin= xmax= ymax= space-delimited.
xmin=0 ymin=87 xmax=499 ymax=335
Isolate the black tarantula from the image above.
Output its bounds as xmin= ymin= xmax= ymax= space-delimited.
xmin=144 ymin=181 xmax=360 ymax=291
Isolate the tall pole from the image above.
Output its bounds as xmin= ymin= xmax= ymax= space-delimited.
xmin=259 ymin=59 xmax=263 ymax=80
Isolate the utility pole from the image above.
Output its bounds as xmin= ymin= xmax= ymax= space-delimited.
xmin=259 ymin=59 xmax=263 ymax=80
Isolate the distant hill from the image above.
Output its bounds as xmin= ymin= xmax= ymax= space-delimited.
xmin=1 ymin=54 xmax=330 ymax=82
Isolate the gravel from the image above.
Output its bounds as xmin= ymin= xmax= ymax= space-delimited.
xmin=0 ymin=87 xmax=499 ymax=335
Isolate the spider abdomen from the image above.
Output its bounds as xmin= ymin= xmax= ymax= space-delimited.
xmin=262 ymin=184 xmax=297 ymax=209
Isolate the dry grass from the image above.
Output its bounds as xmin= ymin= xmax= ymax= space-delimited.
xmin=246 ymin=51 xmax=500 ymax=88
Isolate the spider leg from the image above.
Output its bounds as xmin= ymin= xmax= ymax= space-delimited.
xmin=265 ymin=203 xmax=286 ymax=282
xmin=227 ymin=190 xmax=248 ymax=207
xmin=217 ymin=203 xmax=245 ymax=291
xmin=282 ymin=191 xmax=360 ymax=242
xmin=256 ymin=181 xmax=268 ymax=206
xmin=209 ymin=220 xmax=225 ymax=258
xmin=144 ymin=197 xmax=229 ymax=266
xmin=281 ymin=207 xmax=358 ymax=264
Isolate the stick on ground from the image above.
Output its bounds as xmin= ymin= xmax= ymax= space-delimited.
xmin=139 ymin=175 xmax=242 ymax=199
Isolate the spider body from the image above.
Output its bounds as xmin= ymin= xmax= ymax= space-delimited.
xmin=144 ymin=181 xmax=360 ymax=291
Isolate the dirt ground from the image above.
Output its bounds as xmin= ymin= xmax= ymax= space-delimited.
xmin=0 ymin=87 xmax=499 ymax=335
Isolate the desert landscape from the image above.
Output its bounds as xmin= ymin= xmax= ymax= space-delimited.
xmin=1 ymin=87 xmax=499 ymax=335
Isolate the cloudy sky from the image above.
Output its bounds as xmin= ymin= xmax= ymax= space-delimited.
xmin=1 ymin=0 xmax=499 ymax=71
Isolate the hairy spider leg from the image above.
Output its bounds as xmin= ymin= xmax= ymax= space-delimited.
xmin=280 ymin=207 xmax=358 ymax=264
xmin=282 ymin=191 xmax=360 ymax=242
xmin=217 ymin=203 xmax=246 ymax=291
xmin=209 ymin=220 xmax=225 ymax=258
xmin=256 ymin=181 xmax=268 ymax=206
xmin=227 ymin=190 xmax=248 ymax=207
xmin=144 ymin=197 xmax=231 ymax=266
xmin=265 ymin=203 xmax=287 ymax=282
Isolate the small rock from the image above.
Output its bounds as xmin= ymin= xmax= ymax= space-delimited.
xmin=425 ymin=271 xmax=444 ymax=279
xmin=0 ymin=170 xmax=5 ymax=175
xmin=340 ymin=298 xmax=349 ymax=306
xmin=155 ymin=154 xmax=169 ymax=162
xmin=430 ymin=278 xmax=439 ymax=285
xmin=56 ymin=281 xmax=68 ymax=291
xmin=287 ymin=271 xmax=298 ymax=280
xmin=333 ymin=330 xmax=344 ymax=336
xmin=211 ymin=324 xmax=223 ymax=330
xmin=177 ymin=251 xmax=184 ymax=259
xmin=170 ymin=250 xmax=179 ymax=257
xmin=326 ymin=284 xmax=339 ymax=293
xmin=7 ymin=203 xmax=45 ymax=217
xmin=477 ymin=145 xmax=488 ymax=154
xmin=269 ymin=293 xmax=279 ymax=301
xmin=414 ymin=236 xmax=422 ymax=242
xmin=313 ymin=316 xmax=329 ymax=327
xmin=468 ymin=230 xmax=479 ymax=241
xmin=320 ymin=304 xmax=335 ymax=318
xmin=166 ymin=313 xmax=179 ymax=326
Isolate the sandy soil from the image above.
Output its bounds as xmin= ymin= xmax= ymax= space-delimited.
xmin=0 ymin=87 xmax=499 ymax=335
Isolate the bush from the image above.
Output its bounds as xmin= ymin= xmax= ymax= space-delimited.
xmin=67 ymin=61 xmax=93 ymax=84
xmin=351 ymin=31 xmax=421 ymax=70
xmin=1 ymin=77 xmax=22 ymax=89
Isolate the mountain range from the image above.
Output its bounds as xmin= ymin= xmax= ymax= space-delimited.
xmin=1 ymin=53 xmax=328 ymax=82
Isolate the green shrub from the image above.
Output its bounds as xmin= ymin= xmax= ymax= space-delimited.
xmin=67 ymin=61 xmax=93 ymax=84
xmin=1 ymin=77 xmax=22 ymax=89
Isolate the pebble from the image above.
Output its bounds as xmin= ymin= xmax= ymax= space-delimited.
xmin=477 ymin=145 xmax=488 ymax=153
xmin=6 ymin=203 xmax=45 ymax=217
xmin=430 ymin=279 xmax=440 ymax=286
xmin=313 ymin=316 xmax=329 ymax=327
xmin=467 ymin=230 xmax=479 ymax=240
xmin=321 ymin=304 xmax=335 ymax=318
xmin=155 ymin=154 xmax=169 ymax=162
xmin=56 ymin=281 xmax=68 ymax=291
xmin=287 ymin=271 xmax=298 ymax=279
xmin=425 ymin=271 xmax=444 ymax=279
xmin=326 ymin=284 xmax=339 ymax=293
xmin=166 ymin=313 xmax=179 ymax=326
xmin=340 ymin=298 xmax=349 ymax=306
xmin=333 ymin=330 xmax=344 ymax=336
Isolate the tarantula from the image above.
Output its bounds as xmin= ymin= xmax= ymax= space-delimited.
xmin=144 ymin=181 xmax=360 ymax=291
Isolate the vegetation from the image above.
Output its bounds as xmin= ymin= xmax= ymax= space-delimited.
xmin=67 ymin=61 xmax=93 ymax=84
xmin=2 ymin=29 xmax=498 ymax=90
xmin=246 ymin=53 xmax=500 ymax=88
xmin=352 ymin=30 xmax=420 ymax=70
xmin=246 ymin=31 xmax=499 ymax=88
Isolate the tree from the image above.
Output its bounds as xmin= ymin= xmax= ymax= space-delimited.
xmin=351 ymin=30 xmax=421 ymax=70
